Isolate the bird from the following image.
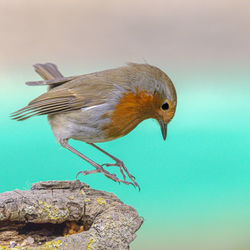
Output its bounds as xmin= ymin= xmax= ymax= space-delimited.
xmin=10 ymin=62 xmax=177 ymax=190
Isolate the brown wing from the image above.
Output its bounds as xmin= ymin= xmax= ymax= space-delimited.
xmin=10 ymin=63 xmax=140 ymax=121
xmin=10 ymin=75 xmax=115 ymax=121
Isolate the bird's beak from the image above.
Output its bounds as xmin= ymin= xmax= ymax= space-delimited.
xmin=159 ymin=120 xmax=167 ymax=140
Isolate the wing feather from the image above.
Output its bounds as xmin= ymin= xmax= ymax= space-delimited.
xmin=11 ymin=76 xmax=114 ymax=121
xmin=11 ymin=65 xmax=133 ymax=121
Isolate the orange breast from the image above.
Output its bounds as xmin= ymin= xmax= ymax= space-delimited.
xmin=102 ymin=90 xmax=162 ymax=140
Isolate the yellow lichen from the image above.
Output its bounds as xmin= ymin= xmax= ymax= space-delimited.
xmin=79 ymin=190 xmax=86 ymax=195
xmin=97 ymin=197 xmax=106 ymax=205
xmin=43 ymin=239 xmax=62 ymax=249
xmin=87 ymin=237 xmax=95 ymax=250
xmin=38 ymin=200 xmax=69 ymax=221
xmin=84 ymin=198 xmax=91 ymax=202
xmin=69 ymin=195 xmax=74 ymax=200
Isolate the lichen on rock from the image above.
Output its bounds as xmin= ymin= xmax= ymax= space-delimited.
xmin=0 ymin=180 xmax=143 ymax=249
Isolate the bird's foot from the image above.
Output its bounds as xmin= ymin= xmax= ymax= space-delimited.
xmin=76 ymin=168 xmax=136 ymax=188
xmin=102 ymin=161 xmax=127 ymax=180
xmin=104 ymin=173 xmax=136 ymax=187
xmin=102 ymin=160 xmax=140 ymax=191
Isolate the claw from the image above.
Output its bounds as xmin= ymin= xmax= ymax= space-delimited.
xmin=76 ymin=169 xmax=100 ymax=179
xmin=104 ymin=173 xmax=135 ymax=186
xmin=101 ymin=160 xmax=140 ymax=190
xmin=102 ymin=163 xmax=127 ymax=181
xmin=76 ymin=162 xmax=140 ymax=190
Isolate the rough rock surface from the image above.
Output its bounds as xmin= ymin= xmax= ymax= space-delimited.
xmin=0 ymin=180 xmax=143 ymax=249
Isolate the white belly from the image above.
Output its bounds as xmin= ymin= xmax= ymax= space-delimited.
xmin=48 ymin=106 xmax=112 ymax=143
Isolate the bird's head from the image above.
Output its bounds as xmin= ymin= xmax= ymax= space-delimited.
xmin=134 ymin=64 xmax=177 ymax=140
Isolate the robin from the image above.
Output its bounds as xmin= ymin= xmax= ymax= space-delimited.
xmin=11 ymin=63 xmax=177 ymax=190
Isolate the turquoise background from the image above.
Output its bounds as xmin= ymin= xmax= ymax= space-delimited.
xmin=1 ymin=69 xmax=250 ymax=249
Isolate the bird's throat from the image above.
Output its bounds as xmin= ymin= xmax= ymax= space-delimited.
xmin=102 ymin=90 xmax=161 ymax=140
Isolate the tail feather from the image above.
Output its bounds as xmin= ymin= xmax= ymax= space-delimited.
xmin=34 ymin=63 xmax=64 ymax=80
xmin=25 ymin=63 xmax=77 ymax=86
xmin=10 ymin=62 xmax=71 ymax=121
xmin=25 ymin=76 xmax=76 ymax=86
xmin=11 ymin=63 xmax=87 ymax=121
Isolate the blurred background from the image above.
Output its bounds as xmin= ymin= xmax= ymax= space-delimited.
xmin=1 ymin=0 xmax=250 ymax=249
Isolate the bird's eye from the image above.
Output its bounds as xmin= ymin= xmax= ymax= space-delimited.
xmin=161 ymin=102 xmax=169 ymax=110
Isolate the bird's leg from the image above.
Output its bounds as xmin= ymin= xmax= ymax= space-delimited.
xmin=88 ymin=143 xmax=140 ymax=190
xmin=60 ymin=139 xmax=134 ymax=187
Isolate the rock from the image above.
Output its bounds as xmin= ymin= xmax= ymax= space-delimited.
xmin=9 ymin=241 xmax=17 ymax=248
xmin=0 ymin=180 xmax=143 ymax=249
xmin=26 ymin=236 xmax=34 ymax=244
